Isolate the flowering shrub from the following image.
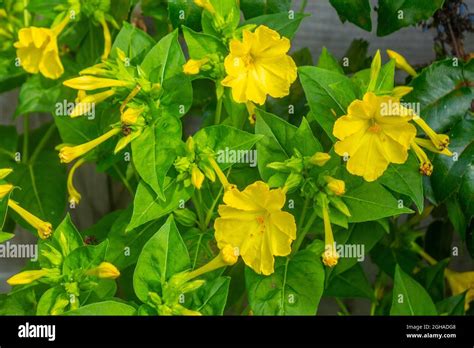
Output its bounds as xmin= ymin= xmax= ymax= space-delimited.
xmin=0 ymin=0 xmax=473 ymax=316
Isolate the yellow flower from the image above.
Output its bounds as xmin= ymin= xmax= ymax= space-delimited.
xmin=67 ymin=158 xmax=85 ymax=205
xmin=412 ymin=115 xmax=450 ymax=151
xmin=0 ymin=168 xmax=13 ymax=179
xmin=333 ymin=92 xmax=417 ymax=182
xmin=309 ymin=152 xmax=331 ymax=167
xmin=386 ymin=49 xmax=418 ymax=77
xmin=415 ymin=138 xmax=453 ymax=156
xmin=99 ymin=17 xmax=111 ymax=61
xmin=222 ymin=25 xmax=297 ymax=105
xmin=7 ymin=268 xmax=58 ymax=286
xmin=325 ymin=176 xmax=345 ymax=196
xmin=58 ymin=128 xmax=121 ymax=164
xmin=410 ymin=140 xmax=433 ymax=176
xmin=183 ymin=58 xmax=209 ymax=75
xmin=7 ymin=200 xmax=52 ymax=239
xmin=194 ymin=0 xmax=216 ymax=13
xmin=184 ymin=245 xmax=239 ymax=281
xmin=214 ymin=181 xmax=296 ymax=275
xmin=191 ymin=165 xmax=205 ymax=190
xmin=121 ymin=106 xmax=143 ymax=125
xmin=69 ymin=89 xmax=115 ymax=118
xmin=445 ymin=269 xmax=474 ymax=311
xmin=208 ymin=157 xmax=236 ymax=191
xmin=63 ymin=76 xmax=131 ymax=91
xmin=14 ymin=15 xmax=69 ymax=80
xmin=321 ymin=195 xmax=339 ymax=267
xmin=86 ymin=262 xmax=120 ymax=279
xmin=0 ymin=184 xmax=13 ymax=200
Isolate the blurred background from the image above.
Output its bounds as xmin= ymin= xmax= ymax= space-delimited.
xmin=1 ymin=0 xmax=473 ymax=313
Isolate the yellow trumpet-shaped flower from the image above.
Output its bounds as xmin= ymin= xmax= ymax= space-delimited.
xmin=0 ymin=168 xmax=13 ymax=179
xmin=445 ymin=269 xmax=474 ymax=311
xmin=184 ymin=245 xmax=239 ymax=281
xmin=0 ymin=184 xmax=13 ymax=200
xmin=214 ymin=181 xmax=297 ymax=275
xmin=86 ymin=262 xmax=120 ymax=279
xmin=309 ymin=152 xmax=331 ymax=167
xmin=7 ymin=200 xmax=52 ymax=239
xmin=194 ymin=0 xmax=216 ymax=14
xmin=410 ymin=140 xmax=434 ymax=176
xmin=325 ymin=176 xmax=345 ymax=196
xmin=208 ymin=157 xmax=236 ymax=191
xmin=63 ymin=76 xmax=131 ymax=91
xmin=58 ymin=128 xmax=121 ymax=164
xmin=183 ymin=58 xmax=209 ymax=75
xmin=321 ymin=196 xmax=339 ymax=267
xmin=99 ymin=18 xmax=111 ymax=61
xmin=67 ymin=158 xmax=85 ymax=205
xmin=246 ymin=101 xmax=257 ymax=125
xmin=333 ymin=92 xmax=417 ymax=182
xmin=412 ymin=115 xmax=450 ymax=151
xmin=69 ymin=89 xmax=115 ymax=118
xmin=414 ymin=138 xmax=453 ymax=156
xmin=191 ymin=165 xmax=205 ymax=190
xmin=14 ymin=15 xmax=69 ymax=80
xmin=7 ymin=268 xmax=58 ymax=285
xmin=386 ymin=49 xmax=418 ymax=77
xmin=222 ymin=25 xmax=297 ymax=105
xmin=79 ymin=62 xmax=109 ymax=76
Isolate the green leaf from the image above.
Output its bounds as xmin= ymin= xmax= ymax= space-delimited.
xmin=111 ymin=21 xmax=155 ymax=63
xmin=379 ymin=152 xmax=424 ymax=213
xmin=255 ymin=110 xmax=322 ymax=180
xmin=317 ymin=47 xmax=344 ymax=75
xmin=0 ymin=55 xmax=26 ymax=93
xmin=405 ymin=59 xmax=473 ymax=133
xmin=242 ymin=13 xmax=308 ymax=39
xmin=245 ymin=250 xmax=325 ymax=315
xmin=36 ymin=286 xmax=68 ymax=315
xmin=344 ymin=182 xmax=413 ymax=223
xmin=194 ymin=125 xmax=263 ymax=169
xmin=64 ymin=301 xmax=136 ymax=315
xmin=182 ymin=26 xmax=228 ymax=59
xmin=191 ymin=276 xmax=230 ymax=315
xmin=183 ymin=228 xmax=215 ymax=270
xmin=168 ymin=0 xmax=202 ymax=30
xmin=62 ymin=241 xmax=108 ymax=275
xmin=0 ymin=232 xmax=14 ymax=243
xmin=430 ymin=117 xmax=473 ymax=203
xmin=325 ymin=263 xmax=374 ymax=299
xmin=414 ymin=259 xmax=448 ymax=303
xmin=390 ymin=265 xmax=437 ymax=315
xmin=127 ymin=179 xmax=193 ymax=231
xmin=132 ymin=116 xmax=183 ymax=200
xmin=459 ymin=167 xmax=474 ymax=221
xmin=299 ymin=66 xmax=358 ymax=140
xmin=436 ymin=293 xmax=466 ymax=315
xmin=329 ymin=0 xmax=372 ymax=31
xmin=133 ymin=216 xmax=191 ymax=302
xmin=141 ymin=30 xmax=193 ymax=117
xmin=0 ymin=288 xmax=37 ymax=315
xmin=240 ymin=0 xmax=291 ymax=19
xmin=377 ymin=0 xmax=445 ymax=36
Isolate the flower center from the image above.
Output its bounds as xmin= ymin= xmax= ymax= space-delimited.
xmin=256 ymin=215 xmax=266 ymax=234
xmin=368 ymin=121 xmax=382 ymax=133
xmin=242 ymin=53 xmax=255 ymax=67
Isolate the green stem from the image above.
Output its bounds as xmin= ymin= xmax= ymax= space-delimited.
xmin=192 ymin=191 xmax=207 ymax=232
xmin=22 ymin=115 xmax=29 ymax=163
xmin=23 ymin=0 xmax=30 ymax=27
xmin=112 ymin=164 xmax=134 ymax=196
xmin=204 ymin=185 xmax=224 ymax=227
xmin=299 ymin=0 xmax=308 ymax=13
xmin=292 ymin=207 xmax=318 ymax=255
xmin=29 ymin=123 xmax=56 ymax=165
xmin=410 ymin=241 xmax=437 ymax=266
xmin=335 ymin=298 xmax=350 ymax=315
xmin=297 ymin=197 xmax=309 ymax=230
xmin=214 ymin=94 xmax=223 ymax=125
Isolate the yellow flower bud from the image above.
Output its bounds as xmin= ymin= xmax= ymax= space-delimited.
xmin=0 ymin=168 xmax=13 ymax=180
xmin=411 ymin=141 xmax=433 ymax=176
xmin=67 ymin=158 xmax=85 ymax=206
xmin=99 ymin=17 xmax=111 ymax=61
xmin=63 ymin=76 xmax=131 ymax=91
xmin=86 ymin=262 xmax=120 ymax=279
xmin=414 ymin=138 xmax=453 ymax=156
xmin=121 ymin=106 xmax=144 ymax=125
xmin=69 ymin=89 xmax=115 ymax=118
xmin=7 ymin=268 xmax=57 ymax=285
xmin=191 ymin=165 xmax=205 ymax=190
xmin=194 ymin=0 xmax=216 ymax=14
xmin=183 ymin=58 xmax=209 ymax=75
xmin=0 ymin=184 xmax=13 ymax=200
xmin=309 ymin=152 xmax=331 ymax=167
xmin=7 ymin=200 xmax=52 ymax=239
xmin=325 ymin=176 xmax=346 ymax=196
xmin=412 ymin=115 xmax=450 ymax=151
xmin=386 ymin=49 xmax=418 ymax=77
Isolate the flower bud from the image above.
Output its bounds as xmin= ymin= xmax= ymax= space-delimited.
xmin=309 ymin=152 xmax=331 ymax=167
xmin=173 ymin=208 xmax=197 ymax=227
xmin=325 ymin=176 xmax=346 ymax=196
xmin=86 ymin=262 xmax=120 ymax=279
